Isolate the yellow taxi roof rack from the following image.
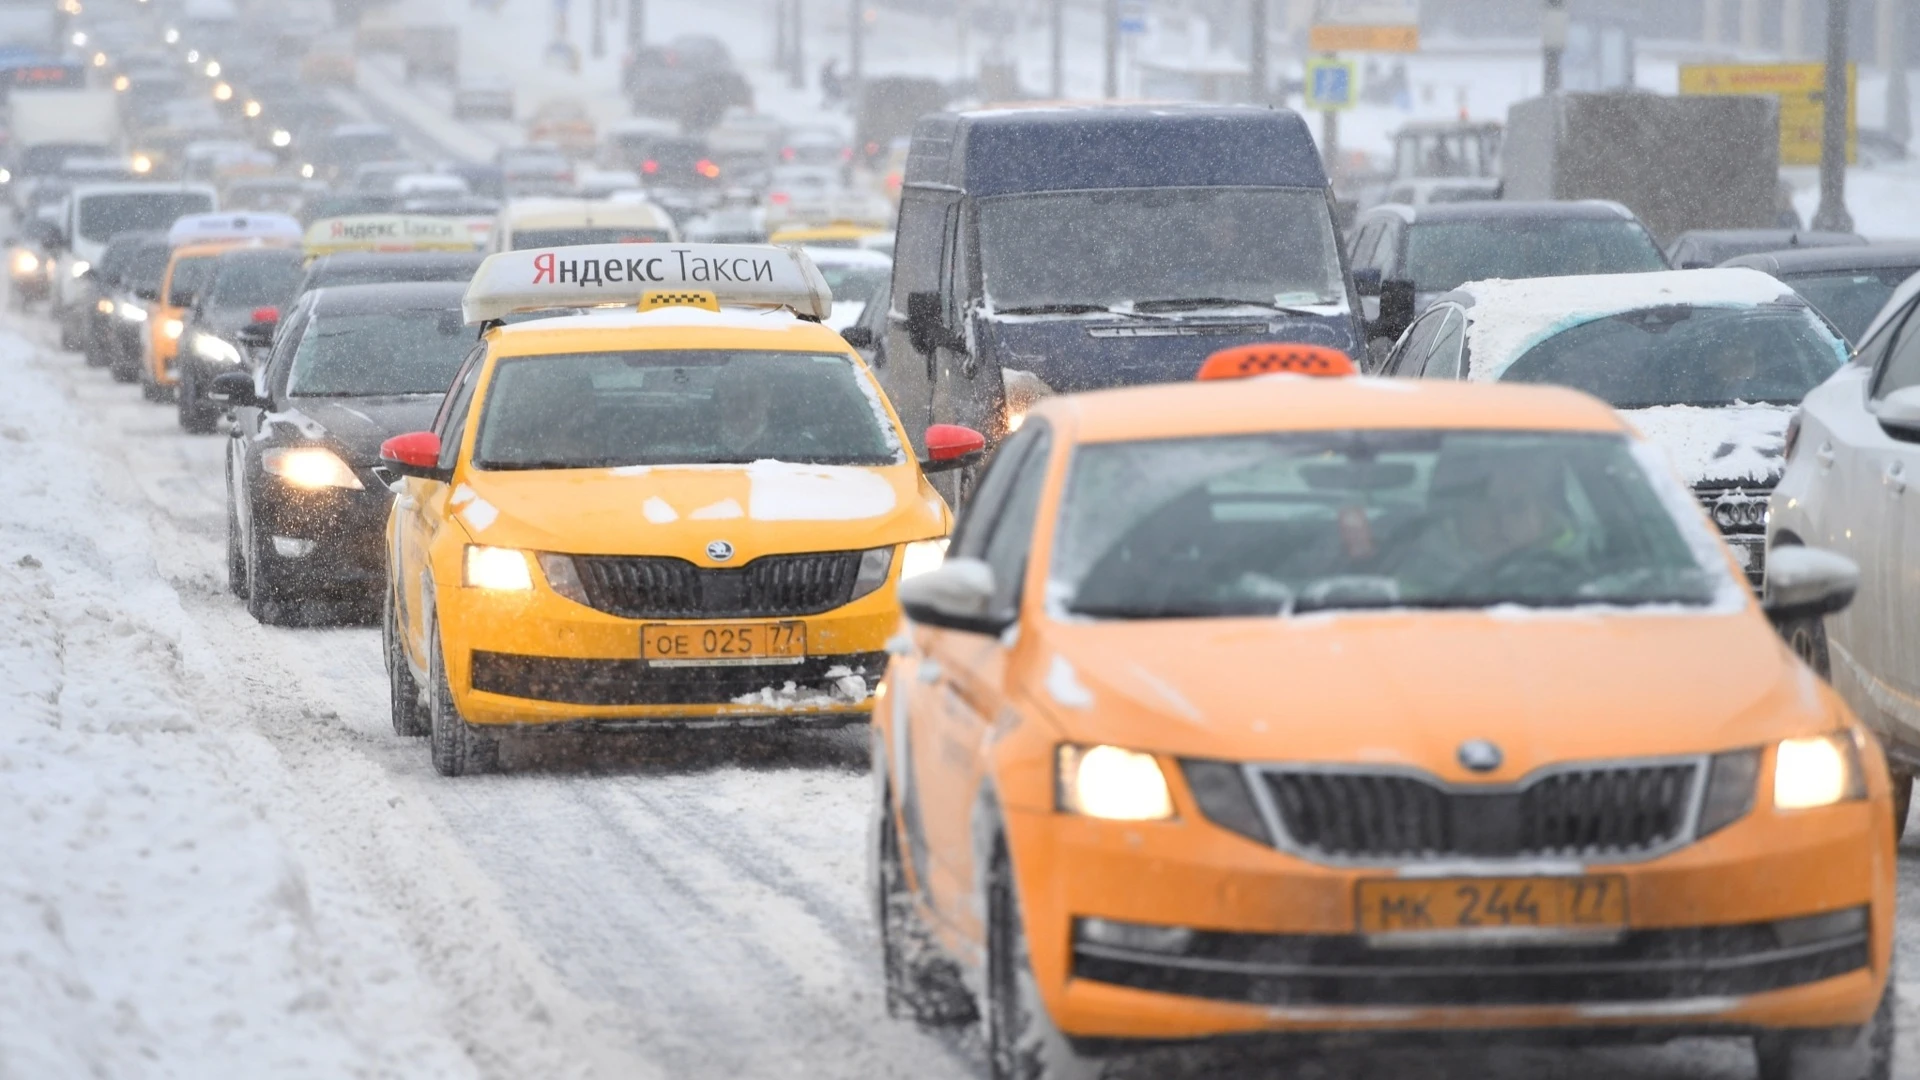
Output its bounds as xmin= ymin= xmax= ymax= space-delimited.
xmin=461 ymin=242 xmax=834 ymax=324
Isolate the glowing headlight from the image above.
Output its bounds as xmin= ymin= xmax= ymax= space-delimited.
xmin=164 ymin=28 xmax=179 ymax=44
xmin=464 ymin=545 xmax=533 ymax=591
xmin=68 ymin=260 xmax=90 ymax=279
xmin=118 ymin=302 xmax=147 ymax=322
xmin=11 ymin=250 xmax=38 ymax=275
xmin=1057 ymin=745 xmax=1175 ymax=821
xmin=213 ymin=81 xmax=233 ymax=102
xmin=186 ymin=49 xmax=199 ymax=63
xmin=261 ymin=447 xmax=363 ymax=490
xmin=96 ymin=298 xmax=114 ymax=315
xmin=300 ymin=163 xmax=315 ymax=179
xmin=131 ymin=154 xmax=153 ymax=174
xmin=162 ymin=318 xmax=185 ymax=340
xmin=900 ymin=538 xmax=948 ymax=580
xmin=113 ymin=74 xmax=130 ymax=91
xmin=1774 ymin=732 xmax=1866 ymax=811
xmin=271 ymin=129 xmax=292 ymax=148
xmin=191 ymin=333 xmax=241 ymax=366
xmin=243 ymin=99 xmax=262 ymax=118
xmin=91 ymin=51 xmax=106 ymax=67
xmin=69 ymin=30 xmax=85 ymax=46
xmin=205 ymin=60 xmax=221 ymax=77
xmin=0 ymin=168 xmax=12 ymax=183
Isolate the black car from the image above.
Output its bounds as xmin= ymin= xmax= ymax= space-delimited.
xmin=215 ymin=282 xmax=475 ymax=625
xmin=1665 ymin=229 xmax=1864 ymax=270
xmin=176 ymin=247 xmax=307 ymax=432
xmin=79 ymin=229 xmax=164 ymax=370
xmin=92 ymin=232 xmax=172 ymax=384
xmin=1721 ymin=243 xmax=1920 ymax=343
xmin=292 ymin=251 xmax=484 ymax=298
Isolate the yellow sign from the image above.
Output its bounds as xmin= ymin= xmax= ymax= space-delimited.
xmin=1679 ymin=62 xmax=1856 ymax=166
xmin=1309 ymin=24 xmax=1420 ymax=52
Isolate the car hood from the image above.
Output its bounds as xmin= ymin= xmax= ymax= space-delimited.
xmin=446 ymin=460 xmax=951 ymax=558
xmin=272 ymin=396 xmax=441 ymax=464
xmin=974 ymin=308 xmax=1362 ymax=393
xmin=1621 ymin=403 xmax=1793 ymax=487
xmin=1022 ymin=609 xmax=1828 ymax=780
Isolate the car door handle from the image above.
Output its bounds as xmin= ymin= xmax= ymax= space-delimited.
xmin=1886 ymin=461 xmax=1907 ymax=494
xmin=1815 ymin=442 xmax=1835 ymax=469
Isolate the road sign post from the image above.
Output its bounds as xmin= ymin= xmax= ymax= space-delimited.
xmin=1304 ymin=56 xmax=1358 ymax=172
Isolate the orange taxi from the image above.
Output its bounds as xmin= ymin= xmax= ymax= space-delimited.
xmin=873 ymin=347 xmax=1895 ymax=1078
xmin=142 ymin=213 xmax=304 ymax=400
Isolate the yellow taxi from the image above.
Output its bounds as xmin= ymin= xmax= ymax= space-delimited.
xmin=766 ymin=222 xmax=886 ymax=249
xmin=874 ymin=346 xmax=1895 ymax=1079
xmin=378 ymin=243 xmax=975 ymax=776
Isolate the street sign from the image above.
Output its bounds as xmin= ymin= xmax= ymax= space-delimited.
xmin=1310 ymin=0 xmax=1420 ymax=53
xmin=1679 ymin=62 xmax=1856 ymax=166
xmin=1118 ymin=0 xmax=1146 ymax=34
xmin=1304 ymin=57 xmax=1358 ymax=111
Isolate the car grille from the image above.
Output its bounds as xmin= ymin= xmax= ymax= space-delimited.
xmin=1695 ymin=482 xmax=1771 ymax=588
xmin=572 ymin=552 xmax=864 ymax=619
xmin=1259 ymin=762 xmax=1702 ymax=862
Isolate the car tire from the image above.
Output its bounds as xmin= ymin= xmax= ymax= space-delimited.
xmin=244 ymin=523 xmax=295 ymax=625
xmin=986 ymin=843 xmax=1102 ymax=1080
xmin=176 ymin=361 xmax=220 ymax=433
xmin=139 ymin=356 xmax=168 ymax=402
xmin=1893 ymin=772 xmax=1913 ymax=844
xmin=385 ymin=590 xmax=431 ymax=738
xmin=875 ymin=787 xmax=977 ymax=1028
xmin=109 ymin=339 xmax=139 ymax=383
xmin=57 ymin=312 xmax=77 ymax=352
xmin=1779 ymin=613 xmax=1832 ymax=680
xmin=427 ymin=617 xmax=498 ymax=776
xmin=82 ymin=330 xmax=108 ymax=368
xmin=1754 ymin=980 xmax=1893 ymax=1080
xmin=225 ymin=484 xmax=247 ymax=598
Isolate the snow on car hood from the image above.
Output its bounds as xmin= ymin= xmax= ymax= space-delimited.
xmin=1621 ymin=403 xmax=1793 ymax=486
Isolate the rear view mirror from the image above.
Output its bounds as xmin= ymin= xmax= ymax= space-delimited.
xmin=898 ymin=557 xmax=1009 ymax=635
xmin=905 ymin=290 xmax=961 ymax=354
xmin=920 ymin=424 xmax=984 ymax=474
xmin=1370 ymin=279 xmax=1416 ymax=341
xmin=237 ymin=321 xmax=275 ymax=348
xmin=840 ymin=324 xmax=872 ymax=348
xmin=1763 ymin=546 xmax=1858 ymax=621
xmin=133 ymin=284 xmax=159 ymax=302
xmin=207 ymin=370 xmax=263 ymax=407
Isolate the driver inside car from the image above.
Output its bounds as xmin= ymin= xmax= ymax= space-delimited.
xmin=1391 ymin=453 xmax=1582 ymax=596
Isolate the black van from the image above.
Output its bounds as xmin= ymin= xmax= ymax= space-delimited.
xmin=868 ymin=104 xmax=1363 ymax=482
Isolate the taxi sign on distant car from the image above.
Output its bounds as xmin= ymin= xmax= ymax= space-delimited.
xmin=167 ymin=211 xmax=303 ymax=247
xmin=461 ymin=242 xmax=833 ymax=323
xmin=302 ymin=214 xmax=479 ymax=257
xmin=1196 ymin=342 xmax=1356 ymax=380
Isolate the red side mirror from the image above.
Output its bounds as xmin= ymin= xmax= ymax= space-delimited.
xmin=921 ymin=424 xmax=986 ymax=475
xmin=380 ymin=431 xmax=444 ymax=478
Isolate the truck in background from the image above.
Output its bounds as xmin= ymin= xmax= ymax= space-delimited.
xmin=1501 ymin=91 xmax=1779 ymax=247
xmin=6 ymin=87 xmax=120 ymax=213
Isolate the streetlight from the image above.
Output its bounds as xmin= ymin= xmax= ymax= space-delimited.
xmin=1811 ymin=0 xmax=1852 ymax=231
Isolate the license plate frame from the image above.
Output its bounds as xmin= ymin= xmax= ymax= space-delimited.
xmin=642 ymin=621 xmax=807 ymax=667
xmin=1355 ymin=875 xmax=1628 ymax=943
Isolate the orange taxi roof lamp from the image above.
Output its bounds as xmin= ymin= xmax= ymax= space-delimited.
xmin=1196 ymin=344 xmax=1356 ymax=381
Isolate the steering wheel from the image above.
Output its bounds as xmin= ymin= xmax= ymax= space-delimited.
xmin=1449 ymin=544 xmax=1583 ymax=596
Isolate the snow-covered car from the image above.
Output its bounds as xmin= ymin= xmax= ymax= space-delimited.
xmin=802 ymin=246 xmax=890 ymax=331
xmin=1770 ymin=274 xmax=1920 ymax=838
xmin=1379 ymin=268 xmax=1850 ymax=587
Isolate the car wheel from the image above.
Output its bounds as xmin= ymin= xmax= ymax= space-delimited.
xmin=1754 ymin=980 xmax=1893 ymax=1080
xmin=82 ymin=330 xmax=108 ymax=368
xmin=139 ymin=356 xmax=167 ymax=402
xmin=176 ymin=361 xmax=219 ymax=433
xmin=225 ymin=483 xmax=247 ymax=598
xmin=875 ymin=786 xmax=977 ymax=1027
xmin=109 ymin=339 xmax=138 ymax=383
xmin=1778 ymin=613 xmax=1832 ymax=680
xmin=986 ymin=843 xmax=1101 ymax=1080
xmin=245 ymin=522 xmax=295 ymax=625
xmin=385 ymin=590 xmax=430 ymax=738
xmin=1893 ymin=771 xmax=1913 ymax=844
xmin=57 ymin=312 xmax=77 ymax=351
xmin=427 ymin=617 xmax=498 ymax=776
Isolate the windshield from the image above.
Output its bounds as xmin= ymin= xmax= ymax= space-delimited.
xmin=1052 ymin=430 xmax=1727 ymax=619
xmin=817 ymin=263 xmax=888 ymax=300
xmin=977 ymin=187 xmax=1345 ymax=313
xmin=509 ymin=227 xmax=671 ymax=249
xmin=1405 ymin=219 xmax=1667 ymax=293
xmin=166 ymin=255 xmax=216 ymax=305
xmin=77 ymin=192 xmax=215 ymax=243
xmin=286 ymin=308 xmax=471 ymax=396
xmin=474 ymin=349 xmax=901 ymax=469
xmin=209 ymin=254 xmax=305 ymax=308
xmin=307 ymin=261 xmax=480 ymax=290
xmin=124 ymin=245 xmax=172 ymax=291
xmin=1498 ymin=304 xmax=1845 ymax=408
xmin=1781 ymin=268 xmax=1916 ymax=343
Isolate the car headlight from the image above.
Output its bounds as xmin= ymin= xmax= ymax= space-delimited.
xmin=118 ymin=302 xmax=148 ymax=322
xmin=1773 ymin=732 xmax=1867 ymax=811
xmin=899 ymin=538 xmax=948 ymax=580
xmin=191 ymin=332 xmax=241 ymax=366
xmin=9 ymin=250 xmax=36 ymax=275
xmin=131 ymin=153 xmax=153 ymax=174
xmin=464 ymin=545 xmax=533 ymax=591
xmin=69 ymin=260 xmax=90 ymax=278
xmin=96 ymin=298 xmax=114 ymax=314
xmin=163 ymin=318 xmax=185 ymax=340
xmin=1057 ymin=744 xmax=1175 ymax=821
xmin=271 ymin=128 xmax=292 ymax=147
xmin=261 ymin=447 xmax=363 ymax=490
xmin=850 ymin=545 xmax=893 ymax=600
xmin=0 ymin=167 xmax=13 ymax=183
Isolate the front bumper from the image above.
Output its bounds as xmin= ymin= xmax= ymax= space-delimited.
xmin=251 ymin=474 xmax=391 ymax=598
xmin=1006 ymin=793 xmax=1892 ymax=1042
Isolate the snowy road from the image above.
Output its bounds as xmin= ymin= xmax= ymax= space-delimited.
xmin=5 ymin=304 xmax=1919 ymax=1078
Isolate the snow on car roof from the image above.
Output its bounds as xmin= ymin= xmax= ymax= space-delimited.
xmin=1456 ymin=267 xmax=1800 ymax=383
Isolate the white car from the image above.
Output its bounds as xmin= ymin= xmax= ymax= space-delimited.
xmin=1379 ymin=267 xmax=1850 ymax=589
xmin=803 ymin=245 xmax=890 ymax=331
xmin=1770 ymin=272 xmax=1920 ymax=835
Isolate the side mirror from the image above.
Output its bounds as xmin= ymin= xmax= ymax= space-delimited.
xmin=238 ymin=306 xmax=280 ymax=348
xmin=905 ymin=289 xmax=960 ymax=354
xmin=1352 ymin=267 xmax=1382 ymax=297
xmin=207 ymin=370 xmax=263 ymax=407
xmin=1763 ymin=546 xmax=1859 ymax=621
xmin=840 ymin=324 xmax=872 ymax=348
xmin=133 ymin=284 xmax=159 ymax=301
xmin=1370 ymin=279 xmax=1416 ymax=341
xmin=898 ymin=557 xmax=1010 ymax=635
xmin=1876 ymin=386 xmax=1920 ymax=442
xmin=919 ymin=423 xmax=985 ymax=474
xmin=379 ymin=430 xmax=450 ymax=481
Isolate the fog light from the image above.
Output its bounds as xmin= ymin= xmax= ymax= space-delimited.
xmin=271 ymin=536 xmax=315 ymax=558
xmin=1772 ymin=907 xmax=1868 ymax=948
xmin=1075 ymin=918 xmax=1194 ymax=955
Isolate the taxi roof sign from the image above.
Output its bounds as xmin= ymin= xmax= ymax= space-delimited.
xmin=302 ymin=214 xmax=479 ymax=256
xmin=462 ymin=243 xmax=832 ymax=324
xmin=167 ymin=211 xmax=303 ymax=247
xmin=1197 ymin=343 xmax=1356 ymax=381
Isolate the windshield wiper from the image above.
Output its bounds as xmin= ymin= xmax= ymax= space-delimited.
xmin=995 ymin=302 xmax=1171 ymax=320
xmin=1131 ymin=297 xmax=1336 ymax=317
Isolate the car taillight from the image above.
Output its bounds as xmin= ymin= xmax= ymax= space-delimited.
xmin=249 ymin=305 xmax=279 ymax=323
xmin=642 ymin=159 xmax=658 ymax=174
xmin=769 ymin=192 xmax=790 ymax=204
xmin=1783 ymin=411 xmax=1803 ymax=461
xmin=696 ymin=158 xmax=720 ymax=178
xmin=781 ymin=147 xmax=795 ymax=162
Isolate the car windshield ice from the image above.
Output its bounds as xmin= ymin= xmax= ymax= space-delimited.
xmin=286 ymin=308 xmax=471 ymax=396
xmin=474 ymin=350 xmax=900 ymax=470
xmin=1051 ymin=429 xmax=1725 ymax=618
xmin=1498 ymin=304 xmax=1845 ymax=408
xmin=1405 ymin=219 xmax=1667 ymax=293
xmin=1780 ymin=268 xmax=1917 ymax=343
xmin=977 ymin=187 xmax=1345 ymax=313
xmin=509 ymin=227 xmax=672 ymax=249
xmin=76 ymin=192 xmax=215 ymax=243
xmin=209 ymin=254 xmax=305 ymax=308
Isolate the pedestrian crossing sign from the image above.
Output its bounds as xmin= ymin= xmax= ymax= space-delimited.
xmin=1304 ymin=58 xmax=1359 ymax=112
